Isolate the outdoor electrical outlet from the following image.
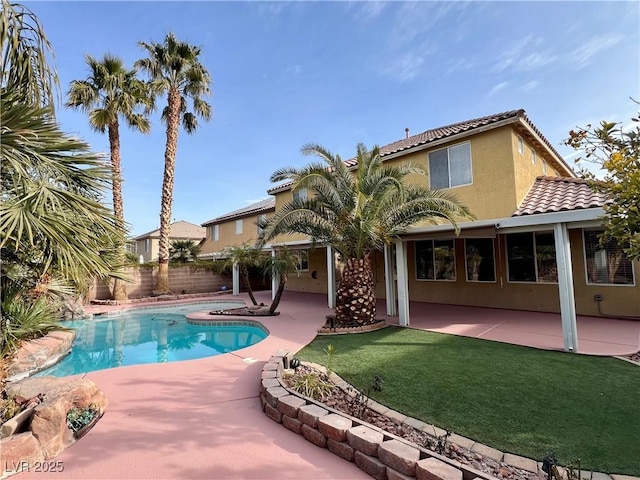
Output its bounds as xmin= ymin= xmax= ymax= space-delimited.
xmin=594 ymin=294 xmax=603 ymax=302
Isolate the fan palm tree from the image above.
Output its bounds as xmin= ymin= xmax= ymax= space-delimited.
xmin=135 ymin=33 xmax=213 ymax=295
xmin=261 ymin=143 xmax=474 ymax=327
xmin=169 ymin=239 xmax=201 ymax=263
xmin=222 ymin=243 xmax=263 ymax=305
xmin=262 ymin=248 xmax=300 ymax=315
xmin=66 ymin=54 xmax=153 ymax=301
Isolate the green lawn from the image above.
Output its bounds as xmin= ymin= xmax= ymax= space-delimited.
xmin=296 ymin=327 xmax=640 ymax=475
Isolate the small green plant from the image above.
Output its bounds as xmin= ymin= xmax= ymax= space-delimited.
xmin=66 ymin=404 xmax=99 ymax=433
xmin=286 ymin=373 xmax=334 ymax=400
xmin=324 ymin=343 xmax=336 ymax=375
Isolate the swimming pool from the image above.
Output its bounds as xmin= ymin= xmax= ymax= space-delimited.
xmin=36 ymin=301 xmax=269 ymax=377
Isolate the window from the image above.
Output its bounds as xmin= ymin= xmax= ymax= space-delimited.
xmin=465 ymin=238 xmax=495 ymax=282
xmin=517 ymin=135 xmax=524 ymax=154
xmin=293 ymin=188 xmax=307 ymax=202
xmin=506 ymin=232 xmax=558 ymax=283
xmin=294 ymin=249 xmax=309 ymax=271
xmin=210 ymin=225 xmax=219 ymax=241
xmin=531 ymin=150 xmax=537 ymax=165
xmin=583 ymin=230 xmax=634 ymax=285
xmin=542 ymin=160 xmax=547 ymax=174
xmin=429 ymin=142 xmax=472 ymax=189
xmin=257 ymin=214 xmax=266 ymax=236
xmin=415 ymin=240 xmax=456 ymax=281
xmin=235 ymin=219 xmax=243 ymax=235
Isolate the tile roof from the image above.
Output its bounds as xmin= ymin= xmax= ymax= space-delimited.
xmin=513 ymin=176 xmax=609 ymax=217
xmin=269 ymin=109 xmax=568 ymax=193
xmin=202 ymin=198 xmax=275 ymax=226
xmin=134 ymin=220 xmax=206 ymax=240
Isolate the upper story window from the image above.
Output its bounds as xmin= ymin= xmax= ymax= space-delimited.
xmin=415 ymin=239 xmax=456 ymax=281
xmin=294 ymin=249 xmax=309 ymax=271
xmin=542 ymin=160 xmax=547 ymax=174
xmin=210 ymin=225 xmax=219 ymax=241
xmin=144 ymin=238 xmax=150 ymax=252
xmin=584 ymin=230 xmax=634 ymax=285
xmin=465 ymin=238 xmax=496 ymax=282
xmin=531 ymin=150 xmax=537 ymax=165
xmin=506 ymin=232 xmax=558 ymax=283
xmin=293 ymin=188 xmax=307 ymax=202
xmin=517 ymin=135 xmax=524 ymax=154
xmin=257 ymin=214 xmax=267 ymax=236
xmin=235 ymin=219 xmax=243 ymax=235
xmin=429 ymin=142 xmax=472 ymax=189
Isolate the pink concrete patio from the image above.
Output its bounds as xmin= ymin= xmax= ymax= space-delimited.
xmin=15 ymin=291 xmax=638 ymax=480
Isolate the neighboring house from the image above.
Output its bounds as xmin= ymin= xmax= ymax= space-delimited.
xmin=202 ymin=109 xmax=639 ymax=351
xmin=199 ymin=198 xmax=275 ymax=259
xmin=134 ymin=220 xmax=206 ymax=263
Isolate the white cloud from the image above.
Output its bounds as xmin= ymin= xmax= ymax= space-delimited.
xmin=286 ymin=65 xmax=302 ymax=76
xmin=520 ymin=80 xmax=540 ymax=92
xmin=487 ymin=81 xmax=509 ymax=97
xmin=382 ymin=52 xmax=425 ymax=83
xmin=347 ymin=1 xmax=387 ymax=21
xmin=568 ymin=34 xmax=622 ymax=68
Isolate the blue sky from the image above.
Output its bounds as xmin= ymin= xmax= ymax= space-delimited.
xmin=26 ymin=1 xmax=640 ymax=237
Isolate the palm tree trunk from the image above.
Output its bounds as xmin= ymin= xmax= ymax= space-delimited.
xmin=335 ymin=255 xmax=376 ymax=327
xmin=269 ymin=274 xmax=287 ymax=314
xmin=241 ymin=266 xmax=258 ymax=305
xmin=108 ymin=120 xmax=127 ymax=301
xmin=155 ymin=87 xmax=181 ymax=295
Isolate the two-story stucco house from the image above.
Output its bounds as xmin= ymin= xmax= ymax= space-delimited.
xmin=134 ymin=220 xmax=206 ymax=263
xmin=202 ymin=110 xmax=639 ymax=351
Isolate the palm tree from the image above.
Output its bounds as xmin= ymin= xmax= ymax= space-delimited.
xmin=135 ymin=33 xmax=213 ymax=295
xmin=262 ymin=248 xmax=299 ymax=315
xmin=66 ymin=54 xmax=153 ymax=301
xmin=169 ymin=239 xmax=201 ymax=263
xmin=261 ymin=143 xmax=474 ymax=327
xmin=222 ymin=243 xmax=263 ymax=305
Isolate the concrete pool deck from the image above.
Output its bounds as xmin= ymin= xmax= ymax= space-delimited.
xmin=14 ymin=290 xmax=638 ymax=479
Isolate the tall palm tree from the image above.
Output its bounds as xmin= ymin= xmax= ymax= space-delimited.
xmin=66 ymin=54 xmax=153 ymax=301
xmin=222 ymin=243 xmax=263 ymax=305
xmin=261 ymin=143 xmax=474 ymax=327
xmin=135 ymin=33 xmax=213 ymax=295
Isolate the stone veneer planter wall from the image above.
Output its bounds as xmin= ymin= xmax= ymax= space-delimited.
xmin=260 ymin=350 xmax=498 ymax=480
xmin=260 ymin=350 xmax=636 ymax=480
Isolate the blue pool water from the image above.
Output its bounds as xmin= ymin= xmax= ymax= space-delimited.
xmin=36 ymin=301 xmax=268 ymax=377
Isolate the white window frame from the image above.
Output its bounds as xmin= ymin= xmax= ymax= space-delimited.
xmin=144 ymin=238 xmax=150 ymax=252
xmin=414 ymin=239 xmax=456 ymax=282
xmin=506 ymin=231 xmax=558 ymax=284
xmin=210 ymin=225 xmax=219 ymax=241
xmin=464 ymin=238 xmax=496 ymax=283
xmin=582 ymin=229 xmax=635 ymax=286
xmin=257 ymin=214 xmax=266 ymax=236
xmin=542 ymin=160 xmax=547 ymax=174
xmin=531 ymin=150 xmax=537 ymax=165
xmin=294 ymin=249 xmax=309 ymax=272
xmin=428 ymin=141 xmax=473 ymax=190
xmin=293 ymin=188 xmax=307 ymax=202
xmin=517 ymin=135 xmax=524 ymax=154
xmin=235 ymin=219 xmax=243 ymax=235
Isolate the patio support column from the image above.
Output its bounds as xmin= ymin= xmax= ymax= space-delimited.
xmin=326 ymin=246 xmax=336 ymax=309
xmin=554 ymin=222 xmax=579 ymax=352
xmin=271 ymin=248 xmax=278 ymax=301
xmin=232 ymin=262 xmax=240 ymax=296
xmin=384 ymin=243 xmax=397 ymax=316
xmin=394 ymin=238 xmax=410 ymax=326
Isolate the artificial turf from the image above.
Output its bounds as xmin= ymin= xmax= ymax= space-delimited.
xmin=296 ymin=327 xmax=640 ymax=475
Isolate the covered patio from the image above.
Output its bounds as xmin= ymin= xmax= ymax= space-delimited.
xmin=378 ymin=298 xmax=640 ymax=356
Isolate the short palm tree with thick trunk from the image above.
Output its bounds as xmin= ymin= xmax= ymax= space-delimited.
xmin=136 ymin=33 xmax=212 ymax=295
xmin=261 ymin=143 xmax=473 ymax=328
xmin=66 ymin=54 xmax=153 ymax=301
xmin=262 ymin=248 xmax=300 ymax=315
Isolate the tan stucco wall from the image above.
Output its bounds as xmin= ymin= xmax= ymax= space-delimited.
xmin=284 ymin=248 xmax=330 ymax=294
xmin=136 ymin=239 xmax=160 ymax=263
xmin=200 ymin=214 xmax=269 ymax=255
